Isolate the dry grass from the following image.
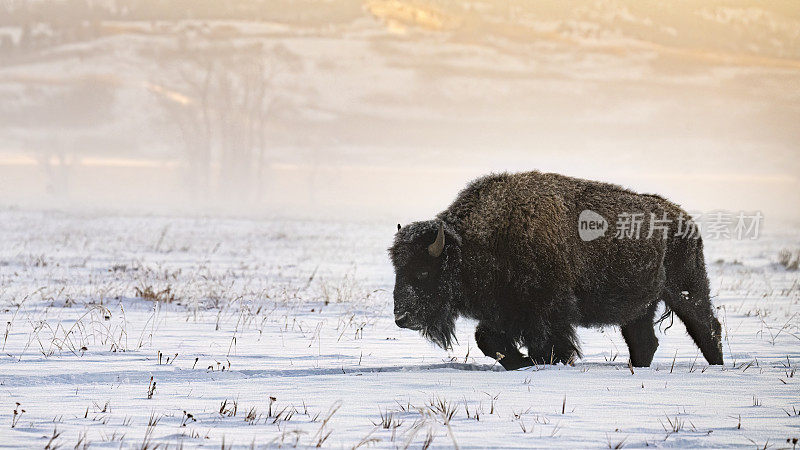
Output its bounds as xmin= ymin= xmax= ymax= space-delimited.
xmin=778 ymin=249 xmax=800 ymax=271
xmin=134 ymin=285 xmax=176 ymax=303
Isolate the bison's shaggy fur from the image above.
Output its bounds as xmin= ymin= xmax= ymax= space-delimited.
xmin=389 ymin=171 xmax=724 ymax=369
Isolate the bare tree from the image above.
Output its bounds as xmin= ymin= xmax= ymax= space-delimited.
xmin=0 ymin=79 xmax=116 ymax=199
xmin=152 ymin=34 xmax=297 ymax=205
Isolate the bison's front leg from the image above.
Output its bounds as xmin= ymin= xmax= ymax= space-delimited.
xmin=621 ymin=303 xmax=659 ymax=367
xmin=475 ymin=323 xmax=533 ymax=370
xmin=523 ymin=320 xmax=581 ymax=365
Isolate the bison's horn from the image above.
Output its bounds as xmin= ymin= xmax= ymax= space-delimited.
xmin=428 ymin=223 xmax=445 ymax=257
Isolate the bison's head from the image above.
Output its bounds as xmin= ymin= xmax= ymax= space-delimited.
xmin=388 ymin=220 xmax=462 ymax=349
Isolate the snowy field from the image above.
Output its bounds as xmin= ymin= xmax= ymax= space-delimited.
xmin=1 ymin=208 xmax=799 ymax=448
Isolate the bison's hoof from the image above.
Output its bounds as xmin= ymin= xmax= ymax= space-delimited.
xmin=498 ymin=355 xmax=535 ymax=371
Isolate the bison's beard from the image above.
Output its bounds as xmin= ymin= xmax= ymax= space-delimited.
xmin=420 ymin=313 xmax=457 ymax=350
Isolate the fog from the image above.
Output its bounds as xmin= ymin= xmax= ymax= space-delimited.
xmin=1 ymin=0 xmax=798 ymax=224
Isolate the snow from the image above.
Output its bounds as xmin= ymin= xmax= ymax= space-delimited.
xmin=0 ymin=208 xmax=798 ymax=448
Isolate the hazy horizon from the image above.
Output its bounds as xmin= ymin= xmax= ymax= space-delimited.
xmin=1 ymin=0 xmax=798 ymax=223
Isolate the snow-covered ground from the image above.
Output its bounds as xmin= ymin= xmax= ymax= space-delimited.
xmin=1 ymin=208 xmax=798 ymax=448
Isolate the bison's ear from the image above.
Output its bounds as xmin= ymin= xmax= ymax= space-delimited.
xmin=428 ymin=223 xmax=445 ymax=258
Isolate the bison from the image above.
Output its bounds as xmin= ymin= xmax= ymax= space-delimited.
xmin=389 ymin=171 xmax=724 ymax=370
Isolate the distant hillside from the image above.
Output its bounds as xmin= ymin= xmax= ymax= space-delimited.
xmin=0 ymin=0 xmax=798 ymax=219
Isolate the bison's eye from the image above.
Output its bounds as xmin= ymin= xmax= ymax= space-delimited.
xmin=416 ymin=270 xmax=429 ymax=281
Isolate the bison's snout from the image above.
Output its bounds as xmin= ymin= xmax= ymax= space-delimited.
xmin=394 ymin=312 xmax=418 ymax=330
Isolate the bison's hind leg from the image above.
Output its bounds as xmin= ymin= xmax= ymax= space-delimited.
xmin=663 ymin=287 xmax=723 ymax=365
xmin=475 ymin=323 xmax=533 ymax=370
xmin=664 ymin=237 xmax=723 ymax=365
xmin=621 ymin=303 xmax=659 ymax=367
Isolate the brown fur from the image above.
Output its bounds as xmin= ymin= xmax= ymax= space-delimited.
xmin=390 ymin=171 xmax=723 ymax=369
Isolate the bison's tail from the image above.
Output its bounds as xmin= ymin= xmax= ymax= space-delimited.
xmin=683 ymin=235 xmax=710 ymax=301
xmin=665 ymin=233 xmax=709 ymax=299
xmin=654 ymin=304 xmax=674 ymax=330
